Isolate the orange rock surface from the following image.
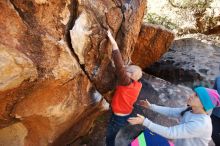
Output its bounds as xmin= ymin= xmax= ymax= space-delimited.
xmin=132 ymin=24 xmax=174 ymax=68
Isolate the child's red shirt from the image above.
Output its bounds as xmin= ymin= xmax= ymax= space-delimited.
xmin=111 ymin=81 xmax=142 ymax=114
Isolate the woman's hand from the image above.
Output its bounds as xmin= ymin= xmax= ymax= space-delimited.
xmin=107 ymin=30 xmax=118 ymax=50
xmin=127 ymin=114 xmax=145 ymax=125
xmin=138 ymin=99 xmax=151 ymax=109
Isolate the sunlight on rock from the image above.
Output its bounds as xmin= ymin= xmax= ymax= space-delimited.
xmin=0 ymin=123 xmax=27 ymax=146
xmin=0 ymin=45 xmax=37 ymax=91
xmin=52 ymin=41 xmax=81 ymax=81
xmin=70 ymin=11 xmax=92 ymax=64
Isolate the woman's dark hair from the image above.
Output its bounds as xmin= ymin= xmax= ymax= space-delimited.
xmin=181 ymin=106 xmax=192 ymax=116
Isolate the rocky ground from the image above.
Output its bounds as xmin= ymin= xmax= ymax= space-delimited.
xmin=145 ymin=38 xmax=220 ymax=88
xmin=180 ymin=34 xmax=220 ymax=47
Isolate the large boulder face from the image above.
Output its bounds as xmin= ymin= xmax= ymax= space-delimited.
xmin=70 ymin=0 xmax=147 ymax=93
xmin=0 ymin=0 xmax=149 ymax=146
xmin=0 ymin=0 xmax=104 ymax=146
xmin=146 ymin=38 xmax=220 ymax=87
xmin=132 ymin=24 xmax=175 ymax=69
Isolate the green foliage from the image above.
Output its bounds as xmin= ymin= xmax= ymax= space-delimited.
xmin=145 ymin=13 xmax=179 ymax=30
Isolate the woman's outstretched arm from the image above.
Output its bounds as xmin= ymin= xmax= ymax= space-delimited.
xmin=139 ymin=100 xmax=187 ymax=118
xmin=128 ymin=114 xmax=209 ymax=139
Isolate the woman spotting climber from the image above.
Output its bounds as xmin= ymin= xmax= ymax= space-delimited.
xmin=128 ymin=85 xmax=220 ymax=146
xmin=105 ymin=30 xmax=143 ymax=146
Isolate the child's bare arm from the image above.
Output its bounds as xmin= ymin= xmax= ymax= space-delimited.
xmin=107 ymin=30 xmax=131 ymax=86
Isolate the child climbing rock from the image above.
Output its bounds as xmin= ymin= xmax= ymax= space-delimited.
xmin=106 ymin=30 xmax=143 ymax=146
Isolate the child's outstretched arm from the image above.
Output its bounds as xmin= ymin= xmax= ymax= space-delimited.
xmin=107 ymin=30 xmax=131 ymax=86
